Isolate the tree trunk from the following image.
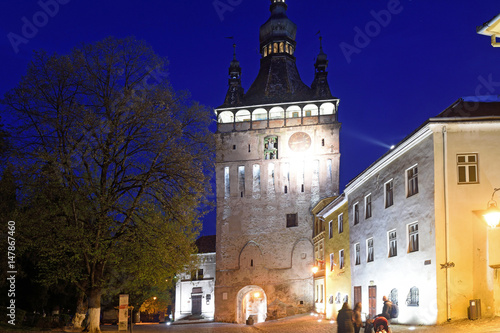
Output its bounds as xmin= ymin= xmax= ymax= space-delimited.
xmin=87 ymin=288 xmax=102 ymax=333
xmin=71 ymin=291 xmax=87 ymax=328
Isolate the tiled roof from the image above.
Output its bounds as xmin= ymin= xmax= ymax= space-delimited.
xmin=195 ymin=235 xmax=216 ymax=253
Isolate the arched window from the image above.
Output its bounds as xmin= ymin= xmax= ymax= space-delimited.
xmin=263 ymin=47 xmax=267 ymax=57
xmin=406 ymin=287 xmax=419 ymax=306
xmin=279 ymin=42 xmax=284 ymax=53
xmin=235 ymin=110 xmax=250 ymax=122
xmin=268 ymin=44 xmax=272 ymax=55
xmin=286 ymin=105 xmax=300 ymax=118
xmin=269 ymin=107 xmax=284 ymax=119
xmin=252 ymin=108 xmax=267 ymax=121
xmin=303 ymin=104 xmax=319 ymax=117
xmin=320 ymin=102 xmax=335 ymax=115
xmin=218 ymin=111 xmax=234 ymax=123
xmin=273 ymin=43 xmax=278 ymax=53
xmin=390 ymin=288 xmax=398 ymax=306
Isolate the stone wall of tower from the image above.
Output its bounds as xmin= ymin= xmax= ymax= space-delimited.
xmin=214 ymin=122 xmax=340 ymax=322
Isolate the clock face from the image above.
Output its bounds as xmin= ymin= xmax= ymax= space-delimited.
xmin=288 ymin=132 xmax=312 ymax=152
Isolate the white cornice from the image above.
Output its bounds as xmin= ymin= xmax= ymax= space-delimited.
xmin=318 ymin=194 xmax=346 ymax=218
xmin=345 ymin=125 xmax=433 ymax=195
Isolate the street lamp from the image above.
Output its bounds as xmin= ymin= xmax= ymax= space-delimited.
xmin=483 ymin=188 xmax=500 ymax=228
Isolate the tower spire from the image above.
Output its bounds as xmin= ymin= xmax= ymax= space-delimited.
xmin=311 ymin=35 xmax=332 ymax=98
xmin=224 ymin=43 xmax=244 ymax=106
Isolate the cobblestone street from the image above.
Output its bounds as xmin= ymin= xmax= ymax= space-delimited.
xmin=100 ymin=314 xmax=500 ymax=333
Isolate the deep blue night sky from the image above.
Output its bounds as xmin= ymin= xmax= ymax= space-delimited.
xmin=1 ymin=0 xmax=498 ymax=237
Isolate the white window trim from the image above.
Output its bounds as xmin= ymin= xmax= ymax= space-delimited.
xmin=365 ymin=193 xmax=372 ymax=219
xmin=388 ymin=229 xmax=397 ymax=258
xmin=405 ymin=163 xmax=419 ymax=197
xmin=339 ymin=249 xmax=345 ymax=269
xmin=366 ymin=238 xmax=374 ymax=262
xmin=354 ymin=243 xmax=361 ymax=265
xmin=407 ymin=221 xmax=419 ymax=253
xmin=457 ymin=153 xmax=479 ymax=184
xmin=338 ymin=213 xmax=344 ymax=234
xmin=353 ymin=202 xmax=360 ymax=225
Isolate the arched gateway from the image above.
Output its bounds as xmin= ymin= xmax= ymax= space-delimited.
xmin=236 ymin=285 xmax=267 ymax=324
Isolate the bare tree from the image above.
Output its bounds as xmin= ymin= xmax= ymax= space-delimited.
xmin=2 ymin=37 xmax=214 ymax=333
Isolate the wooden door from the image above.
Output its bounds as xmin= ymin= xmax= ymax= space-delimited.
xmin=191 ymin=295 xmax=202 ymax=315
xmin=354 ymin=286 xmax=362 ymax=307
xmin=368 ymin=286 xmax=377 ymax=319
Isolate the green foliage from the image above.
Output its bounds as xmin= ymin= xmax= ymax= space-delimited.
xmin=2 ymin=36 xmax=214 ymax=323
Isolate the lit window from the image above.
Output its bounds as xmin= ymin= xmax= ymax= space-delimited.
xmin=388 ymin=230 xmax=397 ymax=257
xmin=408 ymin=223 xmax=419 ymax=253
xmin=385 ymin=180 xmax=394 ymax=208
xmin=367 ymin=238 xmax=374 ymax=262
xmin=238 ymin=166 xmax=245 ymax=198
xmin=457 ymin=153 xmax=478 ymax=184
xmin=407 ymin=165 xmax=419 ymax=197
xmin=353 ymin=203 xmax=359 ymax=225
xmin=224 ymin=166 xmax=230 ymax=198
xmin=338 ymin=213 xmax=344 ymax=234
xmin=365 ymin=194 xmax=372 ymax=219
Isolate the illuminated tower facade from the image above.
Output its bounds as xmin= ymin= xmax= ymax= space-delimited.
xmin=214 ymin=0 xmax=340 ymax=323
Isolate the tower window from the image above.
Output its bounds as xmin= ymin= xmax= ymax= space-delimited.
xmin=279 ymin=42 xmax=284 ymax=53
xmin=286 ymin=213 xmax=298 ymax=228
xmin=322 ymin=139 xmax=325 ymax=147
xmin=248 ymin=144 xmax=251 ymax=152
xmin=264 ymin=136 xmax=278 ymax=159
xmin=233 ymin=145 xmax=236 ymax=150
xmin=238 ymin=166 xmax=245 ymax=198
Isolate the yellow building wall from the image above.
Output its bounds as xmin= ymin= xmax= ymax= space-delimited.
xmin=324 ymin=201 xmax=351 ymax=320
xmin=432 ymin=122 xmax=500 ymax=323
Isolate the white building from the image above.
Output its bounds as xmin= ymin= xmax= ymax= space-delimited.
xmin=174 ymin=235 xmax=216 ymax=321
xmin=345 ymin=97 xmax=500 ymax=325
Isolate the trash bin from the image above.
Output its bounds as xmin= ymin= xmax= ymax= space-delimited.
xmin=468 ymin=299 xmax=481 ymax=320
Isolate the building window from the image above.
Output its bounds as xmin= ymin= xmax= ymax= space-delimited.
xmin=388 ymin=230 xmax=397 ymax=257
xmin=406 ymin=165 xmax=419 ymax=197
xmin=385 ymin=179 xmax=394 ymax=208
xmin=329 ymin=221 xmax=333 ymax=239
xmin=268 ymin=163 xmax=275 ymax=193
xmin=339 ymin=249 xmax=345 ymax=269
xmin=224 ymin=166 xmax=230 ymax=198
xmin=264 ymin=136 xmax=278 ymax=159
xmin=390 ymin=288 xmax=398 ymax=306
xmin=253 ymin=164 xmax=261 ymax=193
xmin=367 ymin=238 xmax=374 ymax=262
xmin=353 ymin=203 xmax=359 ymax=225
xmin=338 ymin=213 xmax=344 ymax=234
xmin=330 ymin=253 xmax=334 ymax=271
xmin=408 ymin=222 xmax=419 ymax=253
xmin=406 ymin=287 xmax=419 ymax=306
xmin=238 ymin=166 xmax=245 ymax=197
xmin=355 ymin=243 xmax=360 ymax=265
xmin=292 ymin=112 xmax=299 ymax=118
xmin=322 ymin=139 xmax=325 ymax=147
xmin=365 ymin=194 xmax=372 ymax=219
xmin=198 ymin=269 xmax=204 ymax=279
xmin=283 ymin=163 xmax=290 ymax=194
xmin=286 ymin=213 xmax=298 ymax=228
xmin=457 ymin=153 xmax=478 ymax=184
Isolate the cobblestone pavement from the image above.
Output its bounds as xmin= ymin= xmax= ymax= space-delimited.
xmin=100 ymin=314 xmax=500 ymax=333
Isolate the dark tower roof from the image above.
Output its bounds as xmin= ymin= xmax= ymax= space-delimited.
xmin=218 ymin=0 xmax=333 ymax=109
xmin=195 ymin=235 xmax=216 ymax=253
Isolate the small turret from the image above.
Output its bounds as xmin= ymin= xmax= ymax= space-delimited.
xmin=311 ymin=36 xmax=333 ymax=99
xmin=223 ymin=44 xmax=244 ymax=106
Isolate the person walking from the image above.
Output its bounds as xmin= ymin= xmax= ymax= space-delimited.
xmin=352 ymin=302 xmax=363 ymax=333
xmin=337 ymin=302 xmax=354 ymax=333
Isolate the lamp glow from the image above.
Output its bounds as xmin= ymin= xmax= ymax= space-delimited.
xmin=483 ymin=201 xmax=500 ymax=228
xmin=312 ymin=266 xmax=319 ymax=274
xmin=254 ymin=292 xmax=260 ymax=298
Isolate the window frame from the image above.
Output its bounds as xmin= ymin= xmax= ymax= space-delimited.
xmin=354 ymin=243 xmax=361 ymax=266
xmin=367 ymin=238 xmax=374 ymax=263
xmin=286 ymin=213 xmax=298 ymax=228
xmin=339 ymin=249 xmax=345 ymax=269
xmin=329 ymin=220 xmax=333 ymax=239
xmin=353 ymin=202 xmax=360 ymax=225
xmin=388 ymin=229 xmax=397 ymax=257
xmin=365 ymin=194 xmax=372 ymax=219
xmin=338 ymin=213 xmax=344 ymax=234
xmin=457 ymin=153 xmax=479 ymax=184
xmin=385 ymin=179 xmax=394 ymax=208
xmin=406 ymin=164 xmax=419 ymax=197
xmin=408 ymin=222 xmax=419 ymax=253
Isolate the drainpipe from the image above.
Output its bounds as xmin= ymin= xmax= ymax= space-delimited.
xmin=442 ymin=126 xmax=451 ymax=321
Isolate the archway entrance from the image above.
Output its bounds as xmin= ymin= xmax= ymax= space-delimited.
xmin=236 ymin=285 xmax=267 ymax=324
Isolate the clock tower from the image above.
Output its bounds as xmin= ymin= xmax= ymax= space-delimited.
xmin=214 ymin=0 xmax=340 ymax=323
